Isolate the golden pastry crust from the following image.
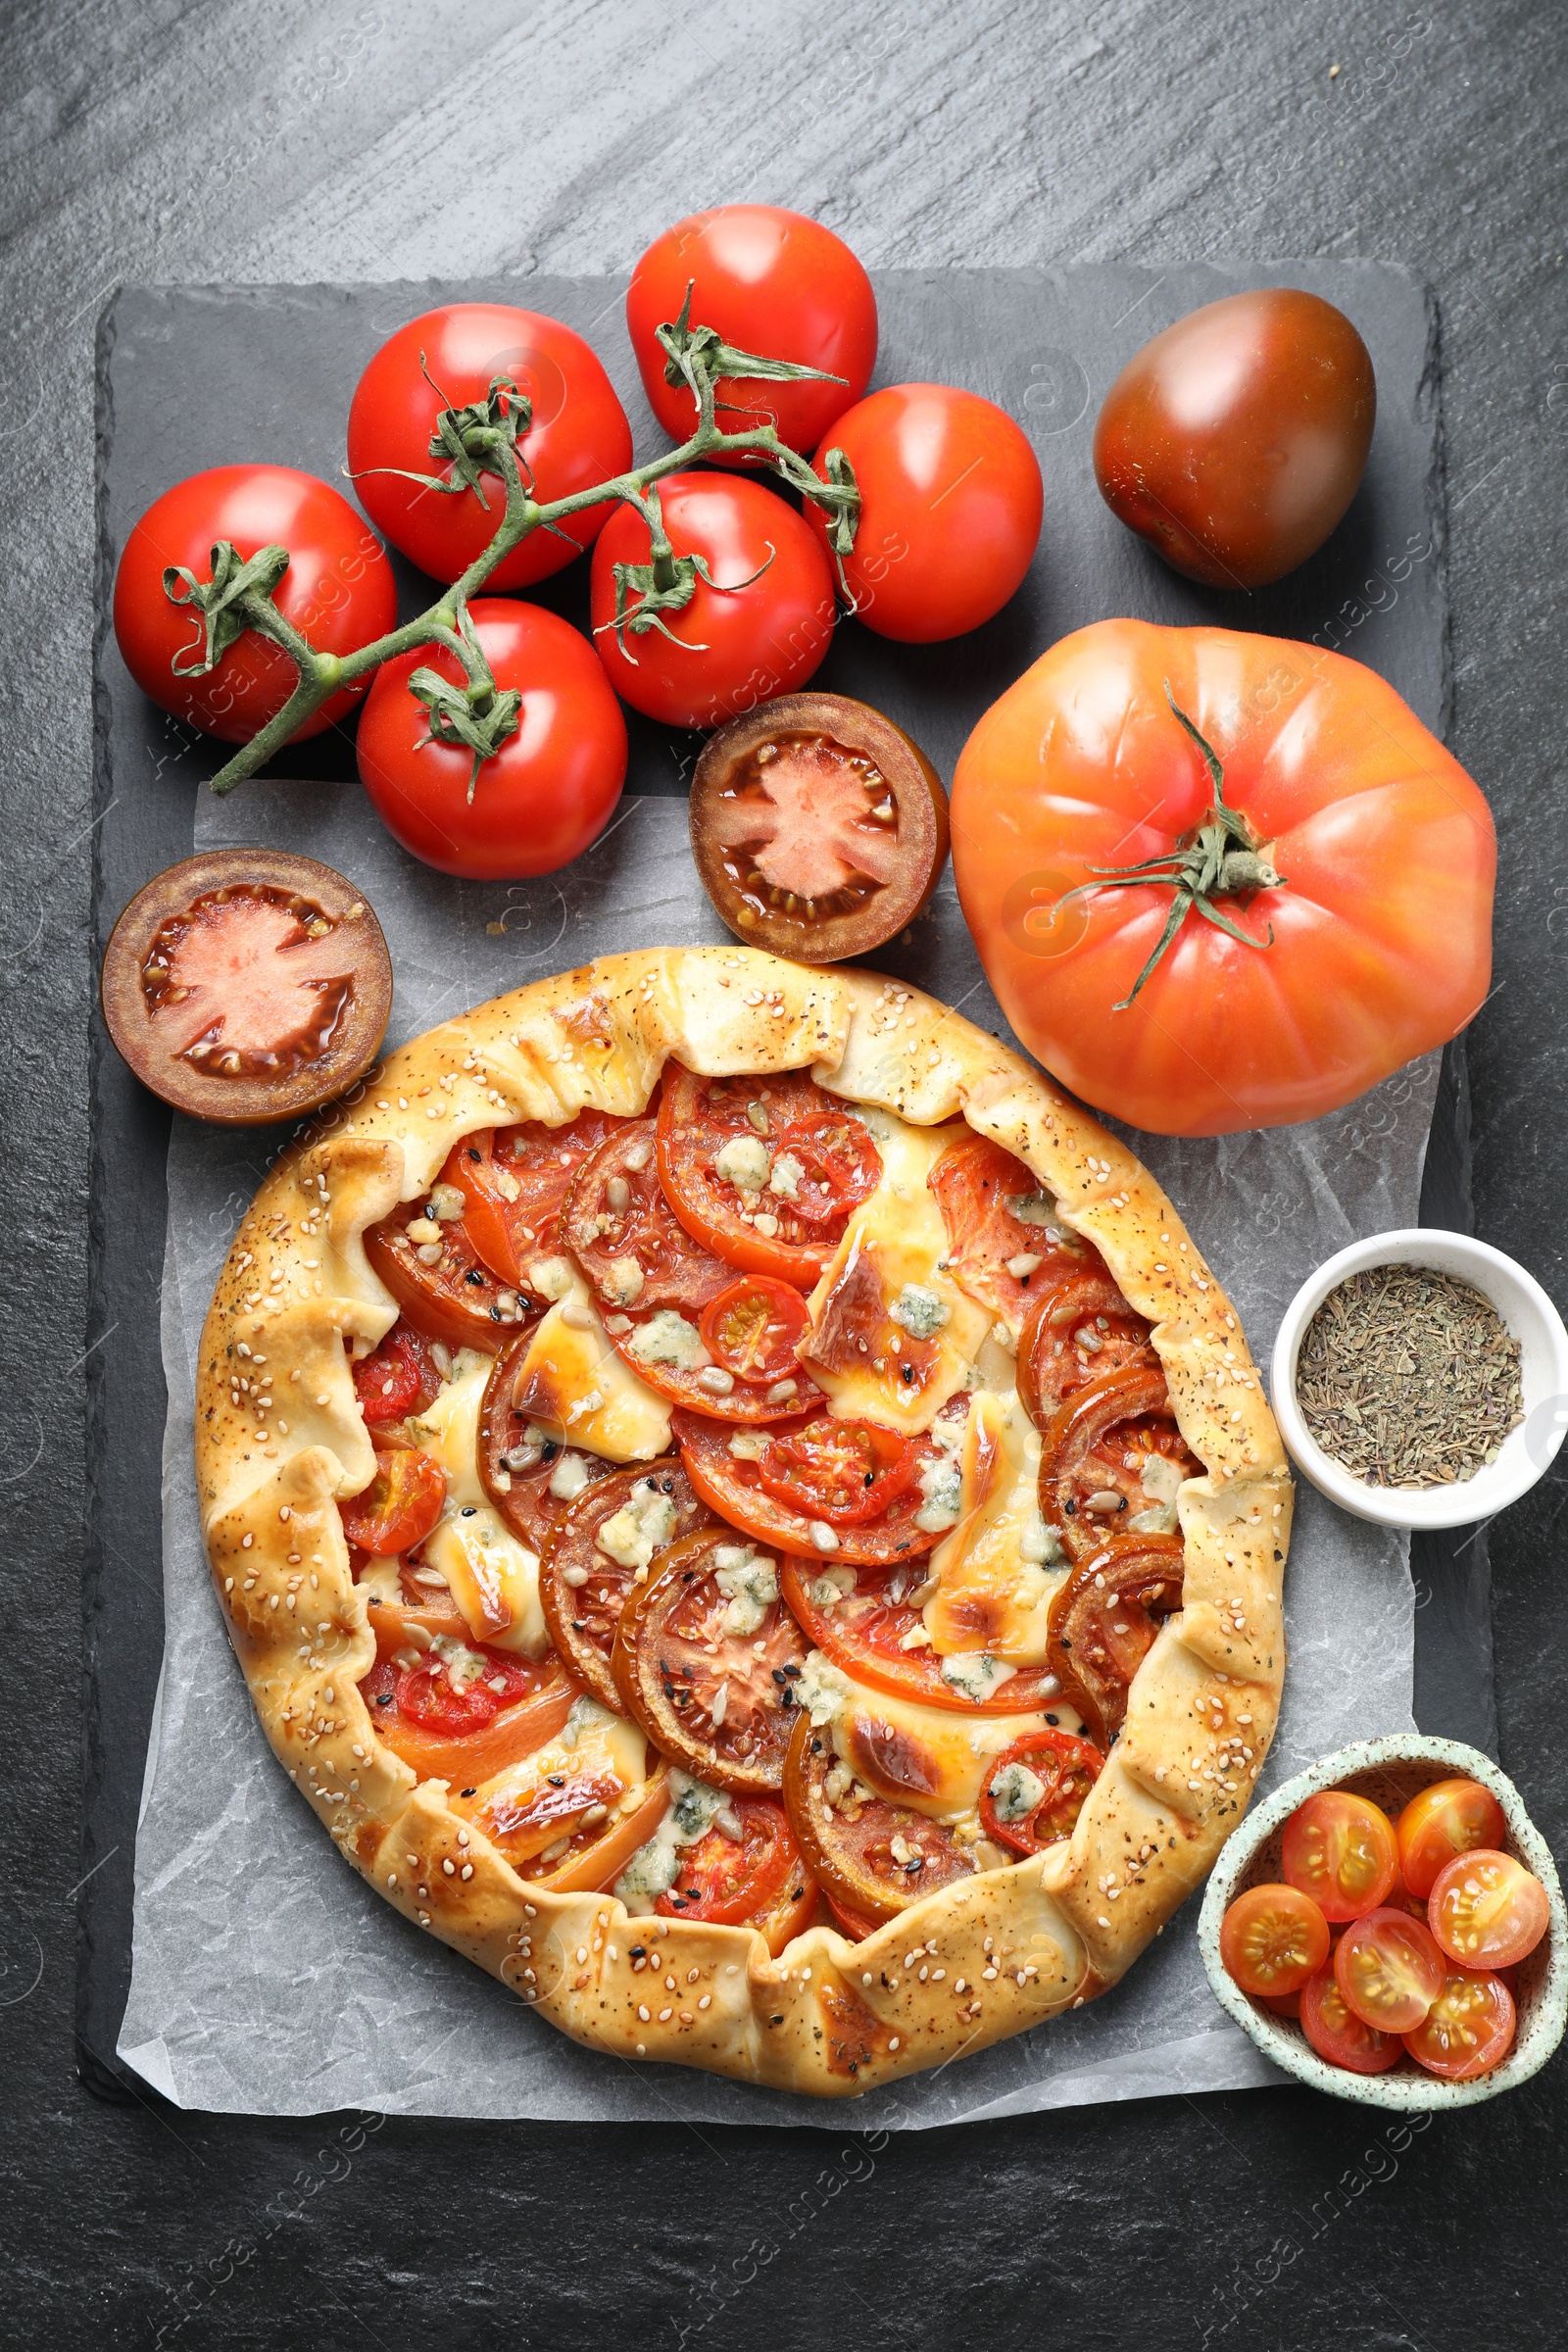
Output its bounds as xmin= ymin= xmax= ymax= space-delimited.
xmin=196 ymin=946 xmax=1292 ymax=2096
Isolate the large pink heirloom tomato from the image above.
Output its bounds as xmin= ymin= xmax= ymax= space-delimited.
xmin=950 ymin=619 xmax=1495 ymax=1137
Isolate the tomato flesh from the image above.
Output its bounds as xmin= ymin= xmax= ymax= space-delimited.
xmin=1219 ymin=1884 xmax=1331 ymax=1998
xmin=782 ymin=1713 xmax=976 ymax=1929
xmin=1396 ymin=1776 xmax=1509 ymax=1899
xmin=563 ymin=1114 xmax=735 ymax=1317
xmin=1428 ymin=1848 xmax=1550 ymax=1971
xmin=1298 ymin=1966 xmax=1404 ymax=2075
xmin=700 ymin=1279 xmax=810 ymax=1384
xmin=537 ymin=1464 xmax=709 ymax=1714
xmin=758 ymin=1417 xmax=916 ymax=1527
xmin=779 ymin=1555 xmax=1062 ymax=1716
xmin=338 ymin=1447 xmax=447 ymax=1556
xmin=1018 ymin=1276 xmax=1157 ymax=1427
xmin=1333 ymin=1907 xmax=1446 ymax=2034
xmin=1403 ymin=1967 xmax=1517 ymax=2082
xmin=1044 ymin=1540 xmax=1183 ymax=1747
xmin=675 ymin=1405 xmax=954 ymax=1569
xmin=927 ymin=1135 xmax=1099 ymax=1336
xmin=657 ymin=1065 xmax=881 ymax=1286
xmin=353 ymin=1325 xmax=443 ymax=1425
xmin=979 ymin=1729 xmax=1104 ymax=1856
xmin=1039 ymin=1364 xmax=1196 ymax=1562
xmin=142 ymin=885 xmax=359 ymax=1077
xmin=1280 ymin=1790 xmax=1400 ymax=1923
xmin=656 ymin=1797 xmax=796 ymax=1927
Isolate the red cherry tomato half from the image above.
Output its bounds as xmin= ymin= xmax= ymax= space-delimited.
xmin=655 ymin=1797 xmax=798 ymax=1927
xmin=808 ymin=384 xmax=1043 ymax=643
xmin=347 ymin=303 xmax=633 ymax=590
xmin=589 ymin=472 xmax=836 ymax=731
xmin=1403 ymin=1966 xmax=1517 ymax=2081
xmin=1298 ymin=1966 xmax=1404 ymax=2075
xmin=757 ymin=1417 xmax=917 ymax=1528
xmin=1280 ymin=1789 xmax=1399 ymax=1923
xmin=699 ymin=1279 xmax=810 ymax=1385
xmin=769 ymin=1115 xmax=882 ymax=1226
xmin=1396 ymin=1776 xmax=1509 ymax=1899
xmin=113 ymin=465 xmax=397 ymax=744
xmin=1218 ymin=1883 xmax=1332 ymax=1999
xmin=1333 ymin=1906 xmax=1447 ymax=2034
xmin=978 ymin=1729 xmax=1105 ymax=1857
xmin=626 ymin=206 xmax=877 ymax=463
xmin=394 ymin=1648 xmax=534 ymax=1738
xmin=338 ymin=1447 xmax=447 ymax=1556
xmin=356 ymin=597 xmax=626 ymax=881
xmin=1428 ymin=1848 xmax=1550 ymax=1972
xmin=352 ymin=1325 xmax=444 ymax=1425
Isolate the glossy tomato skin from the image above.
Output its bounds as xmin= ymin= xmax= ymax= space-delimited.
xmin=357 ymin=598 xmax=626 ymax=880
xmin=347 ymin=304 xmax=633 ymax=590
xmin=627 ymin=206 xmax=877 ymax=462
xmin=1094 ymin=290 xmax=1376 ymax=589
xmin=808 ymin=385 xmax=1043 ymax=642
xmin=952 ymin=619 xmax=1496 ymax=1136
xmin=113 ymin=466 xmax=396 ymax=744
xmin=590 ymin=472 xmax=836 ymax=730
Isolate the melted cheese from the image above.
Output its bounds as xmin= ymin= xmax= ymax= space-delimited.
xmin=510 ymin=1262 xmax=672 ymax=1462
xmin=925 ymin=1392 xmax=1070 ymax=1665
xmin=475 ymin=1698 xmax=650 ymax=1814
xmin=801 ymin=1111 xmax=994 ymax=1435
xmin=423 ymin=1505 xmax=549 ymax=1656
xmin=407 ymin=1349 xmax=493 ymax=1508
xmin=793 ymin=1653 xmax=1079 ymax=1827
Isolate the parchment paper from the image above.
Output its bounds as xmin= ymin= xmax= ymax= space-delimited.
xmin=117 ymin=780 xmax=1435 ymax=2124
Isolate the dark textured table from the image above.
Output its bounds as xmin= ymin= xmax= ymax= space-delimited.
xmin=5 ymin=3 xmax=1567 ymax=2344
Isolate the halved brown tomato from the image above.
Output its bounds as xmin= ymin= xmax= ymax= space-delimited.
xmin=352 ymin=1323 xmax=444 ymax=1426
xmin=537 ymin=1462 xmax=710 ymax=1712
xmin=364 ymin=1197 xmax=532 ymax=1354
xmin=1017 ymin=1275 xmax=1156 ymax=1428
xmin=657 ymin=1065 xmax=880 ymax=1286
xmin=701 ymin=1278 xmax=811 ymax=1383
xmin=674 ymin=1406 xmax=951 ymax=1567
xmin=562 ymin=1115 xmax=735 ymax=1315
xmin=778 ymin=1555 xmax=1063 ymax=1715
xmin=757 ymin=1416 xmax=916 ymax=1527
xmin=477 ymin=1333 xmax=616 ymax=1551
xmin=927 ymin=1134 xmax=1101 ymax=1331
xmin=444 ymin=1109 xmax=630 ymax=1287
xmin=1045 ymin=1540 xmax=1185 ymax=1746
xmin=783 ymin=1712 xmax=978 ymax=1929
xmin=338 ymin=1446 xmax=446 ymax=1555
xmin=1039 ymin=1364 xmax=1200 ymax=1562
xmin=611 ymin=1529 xmax=809 ymax=1793
xmin=978 ymin=1727 xmax=1104 ymax=1854
xmin=359 ymin=1604 xmax=577 ymax=1786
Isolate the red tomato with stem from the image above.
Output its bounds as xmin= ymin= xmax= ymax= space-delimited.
xmin=951 ymin=618 xmax=1496 ymax=1135
xmin=626 ymin=207 xmax=877 ymax=462
xmin=1396 ymin=1776 xmax=1509 ymax=1899
xmin=1280 ymin=1789 xmax=1399 ymax=1923
xmin=356 ymin=598 xmax=626 ymax=880
xmin=113 ymin=466 xmax=397 ymax=744
xmin=1218 ymin=1883 xmax=1332 ymax=1998
xmin=808 ymin=385 xmax=1043 ymax=643
xmin=347 ymin=304 xmax=633 ymax=590
xmin=590 ymin=472 xmax=836 ymax=731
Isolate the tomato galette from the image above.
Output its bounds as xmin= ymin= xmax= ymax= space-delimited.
xmin=197 ymin=948 xmax=1291 ymax=2095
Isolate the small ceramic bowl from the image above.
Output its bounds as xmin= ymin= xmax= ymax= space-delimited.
xmin=1270 ymin=1227 xmax=1568 ymax=1530
xmin=1200 ymin=1736 xmax=1567 ymax=2108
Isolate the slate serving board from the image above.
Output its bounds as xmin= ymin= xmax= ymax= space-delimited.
xmin=79 ymin=262 xmax=1486 ymax=2096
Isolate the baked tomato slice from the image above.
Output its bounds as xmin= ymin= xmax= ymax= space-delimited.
xmin=562 ymin=1115 xmax=735 ymax=1316
xmin=364 ymin=1196 xmax=533 ymax=1354
xmin=1045 ymin=1540 xmax=1184 ymax=1746
xmin=779 ymin=1554 xmax=1062 ymax=1715
xmin=443 ymin=1110 xmax=631 ymax=1287
xmin=338 ymin=1446 xmax=447 ymax=1555
xmin=782 ymin=1712 xmax=978 ymax=1929
xmin=1218 ymin=1883 xmax=1332 ymax=1998
xmin=1017 ymin=1274 xmax=1157 ymax=1428
xmin=352 ymin=1323 xmax=444 ymax=1426
xmin=654 ymin=1795 xmax=813 ymax=1956
xmin=757 ymin=1416 xmax=916 ymax=1527
xmin=359 ymin=1607 xmax=576 ymax=1786
xmin=674 ymin=1407 xmax=953 ymax=1567
xmin=477 ymin=1333 xmax=617 ymax=1553
xmin=537 ymin=1463 xmax=710 ymax=1713
xmin=1038 ymin=1363 xmax=1200 ymax=1562
xmin=928 ymin=1133 xmax=1103 ymax=1332
xmin=656 ymin=1065 xmax=880 ymax=1286
xmin=605 ymin=1300 xmax=823 ymax=1424
xmin=1298 ymin=1965 xmax=1404 ymax=2075
xmin=978 ymin=1727 xmax=1104 ymax=1854
xmin=1403 ymin=1966 xmax=1516 ymax=2081
xmin=1396 ymin=1776 xmax=1509 ymax=1899
xmin=1280 ymin=1790 xmax=1400 ymax=1923
xmin=611 ymin=1529 xmax=809 ymax=1793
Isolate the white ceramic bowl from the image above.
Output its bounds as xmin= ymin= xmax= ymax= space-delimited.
xmin=1270 ymin=1228 xmax=1568 ymax=1530
xmin=1200 ymin=1736 xmax=1567 ymax=2109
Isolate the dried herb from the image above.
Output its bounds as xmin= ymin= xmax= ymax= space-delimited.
xmin=1296 ymin=1264 xmax=1523 ymax=1488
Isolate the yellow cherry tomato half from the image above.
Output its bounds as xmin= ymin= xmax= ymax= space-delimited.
xmin=1280 ymin=1789 xmax=1399 ymax=1923
xmin=1428 ymin=1848 xmax=1550 ymax=1971
xmin=1333 ymin=1906 xmax=1446 ymax=2034
xmin=1396 ymin=1776 xmax=1508 ymax=1899
xmin=1403 ymin=1965 xmax=1517 ymax=2081
xmin=1219 ymin=1883 xmax=1331 ymax=1998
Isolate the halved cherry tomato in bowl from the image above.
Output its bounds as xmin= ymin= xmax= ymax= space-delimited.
xmin=1218 ymin=1883 xmax=1331 ymax=1999
xmin=757 ymin=1416 xmax=916 ymax=1528
xmin=657 ymin=1066 xmax=880 ymax=1287
xmin=536 ymin=1464 xmax=710 ymax=1713
xmin=1280 ymin=1790 xmax=1400 ymax=1924
xmin=979 ymin=1728 xmax=1104 ymax=1855
xmin=1298 ymin=1965 xmax=1405 ymax=2075
xmin=352 ymin=1323 xmax=444 ymax=1426
xmin=701 ymin=1278 xmax=810 ymax=1384
xmin=338 ymin=1447 xmax=447 ymax=1556
xmin=1428 ymin=1848 xmax=1549 ymax=1971
xmin=1396 ymin=1776 xmax=1509 ymax=1899
xmin=1333 ymin=1906 xmax=1446 ymax=2034
xmin=1403 ymin=1966 xmax=1517 ymax=2081
xmin=782 ymin=1712 xmax=978 ymax=1929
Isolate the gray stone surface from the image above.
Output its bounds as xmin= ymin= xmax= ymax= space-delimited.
xmin=3 ymin=1 xmax=1567 ymax=2345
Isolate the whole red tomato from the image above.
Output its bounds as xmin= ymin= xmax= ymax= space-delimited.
xmin=1094 ymin=290 xmax=1376 ymax=589
xmin=951 ymin=619 xmax=1494 ymax=1136
xmin=113 ymin=465 xmax=396 ymax=744
xmin=589 ymin=472 xmax=836 ymax=730
xmin=356 ymin=599 xmax=627 ymax=880
xmin=807 ymin=385 xmax=1043 ymax=642
xmin=626 ymin=206 xmax=877 ymax=463
xmin=347 ymin=304 xmax=634 ymax=590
